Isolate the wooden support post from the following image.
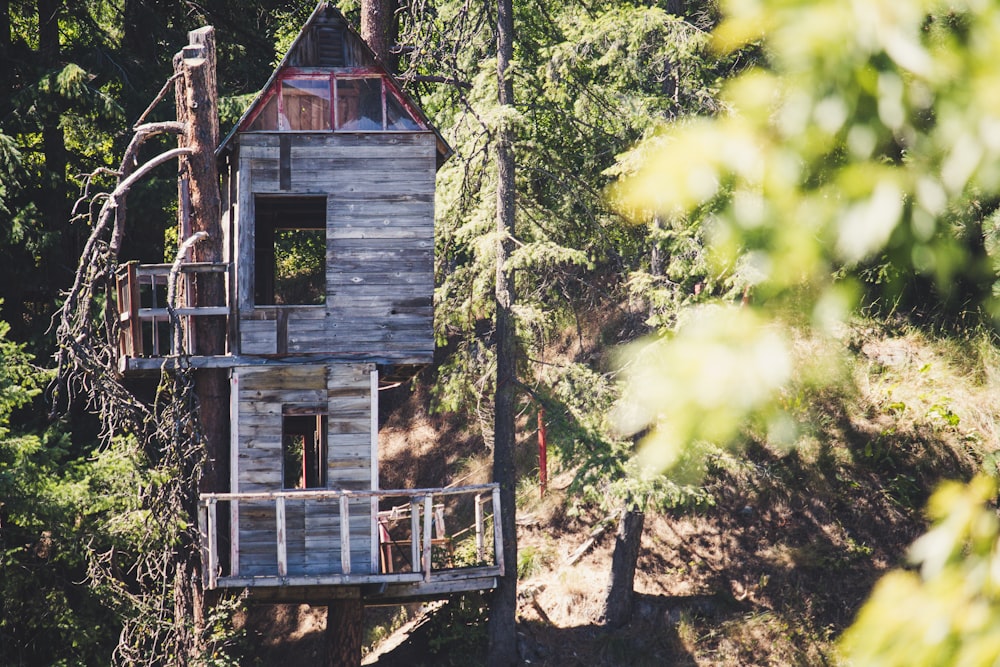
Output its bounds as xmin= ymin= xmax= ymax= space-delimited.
xmin=340 ymin=493 xmax=352 ymax=575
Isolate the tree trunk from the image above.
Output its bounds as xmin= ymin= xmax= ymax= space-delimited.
xmin=38 ymin=0 xmax=70 ymax=291
xmin=361 ymin=0 xmax=399 ymax=72
xmin=174 ymin=25 xmax=228 ymax=501
xmin=172 ymin=26 xmax=226 ymax=663
xmin=487 ymin=0 xmax=518 ymax=665
xmin=600 ymin=508 xmax=645 ymax=629
xmin=325 ymin=597 xmax=363 ymax=666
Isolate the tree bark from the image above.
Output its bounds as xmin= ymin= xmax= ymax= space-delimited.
xmin=172 ymin=26 xmax=226 ymax=663
xmin=173 ymin=25 xmax=228 ymax=499
xmin=600 ymin=508 xmax=645 ymax=629
xmin=487 ymin=0 xmax=518 ymax=665
xmin=361 ymin=0 xmax=399 ymax=72
xmin=325 ymin=597 xmax=363 ymax=666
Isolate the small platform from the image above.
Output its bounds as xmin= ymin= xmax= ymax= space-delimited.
xmin=199 ymin=484 xmax=504 ymax=605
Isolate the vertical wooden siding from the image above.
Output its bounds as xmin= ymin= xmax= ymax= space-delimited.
xmin=233 ymin=363 xmax=374 ymax=576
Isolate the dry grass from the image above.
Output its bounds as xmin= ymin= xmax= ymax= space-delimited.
xmin=358 ymin=321 xmax=1000 ymax=666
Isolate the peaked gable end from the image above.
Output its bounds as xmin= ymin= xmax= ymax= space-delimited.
xmin=219 ymin=2 xmax=450 ymax=163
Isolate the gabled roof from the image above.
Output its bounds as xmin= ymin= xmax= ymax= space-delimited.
xmin=217 ymin=2 xmax=451 ymax=164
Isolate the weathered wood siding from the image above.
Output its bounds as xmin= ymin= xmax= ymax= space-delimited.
xmin=232 ymin=363 xmax=374 ymax=576
xmin=232 ymin=132 xmax=436 ymax=363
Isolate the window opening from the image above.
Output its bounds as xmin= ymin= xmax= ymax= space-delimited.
xmin=254 ymin=196 xmax=327 ymax=306
xmin=283 ymin=414 xmax=327 ymax=490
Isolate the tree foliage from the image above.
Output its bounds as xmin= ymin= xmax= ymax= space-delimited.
xmin=397 ymin=0 xmax=734 ymax=513
xmin=613 ymin=0 xmax=1000 ymax=662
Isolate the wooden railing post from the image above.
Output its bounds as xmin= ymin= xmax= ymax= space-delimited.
xmin=492 ymin=485 xmax=504 ymax=576
xmin=422 ymin=495 xmax=433 ymax=582
xmin=198 ymin=484 xmax=503 ymax=585
xmin=207 ymin=498 xmax=218 ymax=589
xmin=410 ymin=499 xmax=420 ymax=575
xmin=198 ymin=500 xmax=210 ymax=588
xmin=475 ymin=493 xmax=485 ymax=563
xmin=275 ymin=495 xmax=287 ymax=578
xmin=340 ymin=493 xmax=352 ymax=575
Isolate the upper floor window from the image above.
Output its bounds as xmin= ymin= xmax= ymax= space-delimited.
xmin=246 ymin=72 xmax=423 ymax=133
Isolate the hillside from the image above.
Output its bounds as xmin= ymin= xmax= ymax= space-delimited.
xmin=350 ymin=319 xmax=999 ymax=666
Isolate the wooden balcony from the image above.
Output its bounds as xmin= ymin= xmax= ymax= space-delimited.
xmin=116 ymin=261 xmax=230 ymax=372
xmin=198 ymin=483 xmax=503 ymax=604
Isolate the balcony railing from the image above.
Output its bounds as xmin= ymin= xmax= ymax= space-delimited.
xmin=198 ymin=483 xmax=504 ymax=591
xmin=116 ymin=261 xmax=229 ymax=367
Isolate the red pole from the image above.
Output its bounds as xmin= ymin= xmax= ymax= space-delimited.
xmin=538 ymin=407 xmax=547 ymax=497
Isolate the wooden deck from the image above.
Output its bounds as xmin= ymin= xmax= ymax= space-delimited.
xmin=199 ymin=483 xmax=504 ymax=602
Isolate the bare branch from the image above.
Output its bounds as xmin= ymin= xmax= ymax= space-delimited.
xmin=167 ymin=231 xmax=209 ymax=353
xmin=407 ymin=74 xmax=472 ymax=90
xmin=134 ymin=72 xmax=184 ymax=129
xmin=112 ymin=122 xmax=186 ymax=255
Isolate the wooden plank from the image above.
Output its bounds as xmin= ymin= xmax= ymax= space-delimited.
xmin=328 ymin=192 xmax=434 ymax=207
xmin=370 ymin=367 xmax=379 ymax=572
xmin=275 ymin=495 xmax=287 ymax=577
xmin=207 ymin=500 xmax=219 ymax=589
xmin=238 ymin=400 xmax=282 ymax=416
xmin=289 ymin=145 xmax=434 ymax=161
xmin=236 ymin=162 xmax=254 ymax=312
xmin=493 ymin=486 xmax=505 ymax=577
xmin=475 ymin=494 xmax=485 ymax=563
xmin=199 ymin=502 xmax=211 ymax=588
xmin=238 ymin=364 xmax=328 ymax=390
xmin=243 ymin=389 xmax=327 ymax=404
xmin=289 ymin=157 xmax=432 ymax=172
xmin=340 ymin=494 xmax=352 ymax=575
xmin=422 ymin=496 xmax=433 ymax=582
xmin=330 ymin=213 xmax=432 ymax=227
xmin=287 ymin=308 xmax=328 ymax=321
xmin=230 ymin=371 xmax=241 ymax=576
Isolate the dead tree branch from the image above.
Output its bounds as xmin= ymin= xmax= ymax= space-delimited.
xmin=134 ymin=72 xmax=184 ymax=129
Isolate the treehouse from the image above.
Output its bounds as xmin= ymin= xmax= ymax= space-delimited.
xmin=115 ymin=3 xmax=502 ymax=604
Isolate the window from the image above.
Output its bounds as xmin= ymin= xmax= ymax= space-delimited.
xmin=254 ymin=196 xmax=326 ymax=306
xmin=244 ymin=73 xmax=425 ymax=133
xmin=335 ymin=78 xmax=382 ymax=130
xmin=282 ymin=78 xmax=331 ymax=131
xmin=282 ymin=414 xmax=327 ymax=489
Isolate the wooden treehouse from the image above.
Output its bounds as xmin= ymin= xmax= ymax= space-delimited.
xmin=116 ymin=4 xmax=503 ymax=604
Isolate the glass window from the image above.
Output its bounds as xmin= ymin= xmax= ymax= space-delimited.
xmin=282 ymin=78 xmax=331 ymax=131
xmin=386 ymin=92 xmax=421 ymax=131
xmin=336 ymin=78 xmax=384 ymax=130
xmin=248 ymin=92 xmax=280 ymax=131
xmin=243 ymin=75 xmax=425 ymax=133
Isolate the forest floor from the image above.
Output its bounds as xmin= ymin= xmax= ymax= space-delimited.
xmin=246 ymin=318 xmax=1000 ymax=665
